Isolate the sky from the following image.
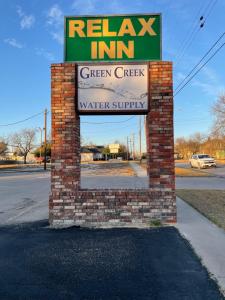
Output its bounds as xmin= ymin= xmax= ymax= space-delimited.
xmin=0 ymin=0 xmax=224 ymax=151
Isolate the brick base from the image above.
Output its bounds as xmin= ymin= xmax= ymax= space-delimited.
xmin=50 ymin=62 xmax=176 ymax=228
xmin=50 ymin=189 xmax=176 ymax=227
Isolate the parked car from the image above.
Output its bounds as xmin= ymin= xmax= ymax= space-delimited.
xmin=189 ymin=154 xmax=216 ymax=169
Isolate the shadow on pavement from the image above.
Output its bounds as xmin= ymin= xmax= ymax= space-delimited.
xmin=0 ymin=221 xmax=223 ymax=300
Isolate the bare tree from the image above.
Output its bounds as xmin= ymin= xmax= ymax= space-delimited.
xmin=11 ymin=129 xmax=36 ymax=164
xmin=175 ymin=137 xmax=189 ymax=159
xmin=203 ymin=135 xmax=225 ymax=157
xmin=189 ymin=132 xmax=206 ymax=154
xmin=175 ymin=133 xmax=207 ymax=159
xmin=212 ymin=94 xmax=225 ymax=136
xmin=0 ymin=139 xmax=7 ymax=156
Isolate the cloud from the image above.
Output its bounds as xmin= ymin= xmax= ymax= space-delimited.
xmin=20 ymin=15 xmax=35 ymax=29
xmin=192 ymin=79 xmax=225 ymax=97
xmin=106 ymin=0 xmax=135 ymax=13
xmin=71 ymin=0 xmax=142 ymax=14
xmin=46 ymin=4 xmax=64 ymax=45
xmin=4 ymin=38 xmax=24 ymax=49
xmin=174 ymin=72 xmax=186 ymax=82
xmin=191 ymin=66 xmax=224 ymax=97
xmin=17 ymin=6 xmax=35 ymax=29
xmin=201 ymin=67 xmax=218 ymax=82
xmin=51 ymin=31 xmax=64 ymax=45
xmin=46 ymin=4 xmax=63 ymax=26
xmin=175 ymin=63 xmax=225 ymax=97
xmin=35 ymin=48 xmax=55 ymax=61
xmin=71 ymin=0 xmax=96 ymax=14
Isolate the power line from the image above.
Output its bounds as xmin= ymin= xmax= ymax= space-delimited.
xmin=0 ymin=112 xmax=133 ymax=127
xmin=81 ymin=116 xmax=136 ymax=125
xmin=0 ymin=111 xmax=44 ymax=127
xmin=175 ymin=27 xmax=201 ymax=68
xmin=174 ymin=41 xmax=225 ymax=96
xmin=174 ymin=1 xmax=204 ymax=62
xmin=174 ymin=0 xmax=218 ymax=68
xmin=81 ymin=121 xmax=138 ymax=134
xmin=175 ymin=31 xmax=225 ymax=92
xmin=174 ymin=0 xmax=207 ymax=67
xmin=202 ymin=0 xmax=218 ymax=25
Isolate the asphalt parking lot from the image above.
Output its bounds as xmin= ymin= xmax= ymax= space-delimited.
xmin=0 ymin=222 xmax=223 ymax=300
xmin=0 ymin=163 xmax=224 ymax=299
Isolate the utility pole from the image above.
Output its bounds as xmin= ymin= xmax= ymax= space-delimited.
xmin=129 ymin=137 xmax=132 ymax=160
xmin=132 ymin=133 xmax=135 ymax=160
xmin=139 ymin=116 xmax=142 ymax=162
xmin=144 ymin=115 xmax=147 ymax=140
xmin=44 ymin=109 xmax=47 ymax=170
xmin=126 ymin=136 xmax=129 ymax=161
xmin=37 ymin=127 xmax=43 ymax=159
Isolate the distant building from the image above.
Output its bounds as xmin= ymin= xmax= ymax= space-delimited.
xmin=81 ymin=146 xmax=104 ymax=162
xmin=89 ymin=148 xmax=103 ymax=160
xmin=109 ymin=144 xmax=120 ymax=154
xmin=81 ymin=147 xmax=93 ymax=162
xmin=0 ymin=151 xmax=36 ymax=163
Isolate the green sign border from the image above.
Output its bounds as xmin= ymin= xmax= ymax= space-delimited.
xmin=64 ymin=14 xmax=162 ymax=62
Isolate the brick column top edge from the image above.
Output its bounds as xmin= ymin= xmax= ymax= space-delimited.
xmin=149 ymin=61 xmax=172 ymax=66
xmin=51 ymin=63 xmax=76 ymax=68
xmin=51 ymin=62 xmax=172 ymax=68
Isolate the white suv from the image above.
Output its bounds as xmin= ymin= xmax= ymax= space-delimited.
xmin=189 ymin=154 xmax=216 ymax=169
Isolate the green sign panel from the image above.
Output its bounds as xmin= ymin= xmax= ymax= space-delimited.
xmin=64 ymin=14 xmax=161 ymax=62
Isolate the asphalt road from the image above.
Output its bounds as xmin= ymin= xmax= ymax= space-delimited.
xmin=0 ymin=222 xmax=223 ymax=300
xmin=0 ymin=171 xmax=50 ymax=225
xmin=176 ymin=162 xmax=225 ymax=177
xmin=0 ymin=169 xmax=225 ymax=225
xmin=81 ymin=176 xmax=225 ymax=189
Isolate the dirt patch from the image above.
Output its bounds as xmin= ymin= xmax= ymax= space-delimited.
xmin=81 ymin=162 xmax=135 ymax=176
xmin=175 ymin=167 xmax=212 ymax=177
xmin=216 ymin=159 xmax=225 ymax=165
xmin=176 ymin=189 xmax=225 ymax=231
xmin=140 ymin=162 xmax=211 ymax=177
xmin=175 ymin=159 xmax=189 ymax=163
xmin=0 ymin=164 xmax=37 ymax=169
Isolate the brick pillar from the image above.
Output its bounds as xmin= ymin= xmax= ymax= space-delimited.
xmin=49 ymin=61 xmax=176 ymax=227
xmin=147 ymin=62 xmax=175 ymax=191
xmin=49 ymin=63 xmax=80 ymax=223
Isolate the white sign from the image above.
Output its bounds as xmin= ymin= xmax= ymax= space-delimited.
xmin=109 ymin=143 xmax=120 ymax=153
xmin=77 ymin=64 xmax=148 ymax=113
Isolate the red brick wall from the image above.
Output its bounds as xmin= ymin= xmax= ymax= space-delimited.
xmin=49 ymin=62 xmax=176 ymax=227
xmin=147 ymin=62 xmax=175 ymax=190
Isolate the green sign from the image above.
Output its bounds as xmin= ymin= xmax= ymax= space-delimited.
xmin=64 ymin=14 xmax=161 ymax=62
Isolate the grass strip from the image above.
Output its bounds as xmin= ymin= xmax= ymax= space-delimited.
xmin=176 ymin=189 xmax=225 ymax=231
